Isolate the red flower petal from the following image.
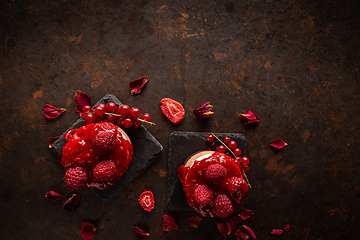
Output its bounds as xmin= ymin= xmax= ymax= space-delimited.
xmin=49 ymin=136 xmax=60 ymax=148
xmin=271 ymin=229 xmax=283 ymax=236
xmin=225 ymin=215 xmax=236 ymax=235
xmin=42 ymin=104 xmax=66 ymax=119
xmin=239 ymin=110 xmax=259 ymax=125
xmin=188 ymin=216 xmax=202 ymax=228
xmin=163 ymin=214 xmax=178 ymax=231
xmin=129 ymin=76 xmax=149 ymax=95
xmin=75 ymin=90 xmax=92 ymax=116
xmin=217 ymin=223 xmax=228 ymax=238
xmin=269 ymin=138 xmax=288 ymax=149
xmin=62 ymin=193 xmax=81 ymax=212
xmin=239 ymin=209 xmax=254 ymax=221
xmin=235 ymin=225 xmax=257 ymax=240
xmin=45 ymin=191 xmax=64 ymax=201
xmin=194 ymin=102 xmax=214 ymax=118
xmin=81 ymin=221 xmax=96 ymax=240
xmin=134 ymin=226 xmax=149 ymax=240
xmin=283 ymin=223 xmax=290 ymax=231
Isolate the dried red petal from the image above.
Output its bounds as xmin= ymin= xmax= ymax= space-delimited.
xmin=129 ymin=76 xmax=149 ymax=95
xmin=194 ymin=102 xmax=214 ymax=118
xmin=42 ymin=104 xmax=66 ymax=119
xmin=239 ymin=209 xmax=254 ymax=221
xmin=75 ymin=90 xmax=92 ymax=116
xmin=81 ymin=221 xmax=96 ymax=240
xmin=283 ymin=223 xmax=290 ymax=231
xmin=188 ymin=216 xmax=202 ymax=228
xmin=49 ymin=136 xmax=60 ymax=148
xmin=269 ymin=138 xmax=288 ymax=149
xmin=138 ymin=191 xmax=155 ymax=212
xmin=177 ymin=165 xmax=187 ymax=183
xmin=225 ymin=215 xmax=236 ymax=235
xmin=239 ymin=110 xmax=259 ymax=125
xmin=235 ymin=225 xmax=257 ymax=240
xmin=62 ymin=193 xmax=81 ymax=212
xmin=45 ymin=191 xmax=64 ymax=201
xmin=271 ymin=229 xmax=283 ymax=236
xmin=162 ymin=214 xmax=178 ymax=231
xmin=134 ymin=226 xmax=149 ymax=240
xmin=217 ymin=223 xmax=228 ymax=238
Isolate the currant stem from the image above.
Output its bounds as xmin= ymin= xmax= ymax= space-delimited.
xmin=104 ymin=112 xmax=156 ymax=125
xmin=211 ymin=132 xmax=251 ymax=188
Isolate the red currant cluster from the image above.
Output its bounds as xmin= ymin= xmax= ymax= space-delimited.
xmin=206 ymin=134 xmax=250 ymax=172
xmin=82 ymin=102 xmax=153 ymax=128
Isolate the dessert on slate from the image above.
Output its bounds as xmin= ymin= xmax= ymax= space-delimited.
xmin=177 ymin=150 xmax=249 ymax=218
xmin=61 ymin=121 xmax=134 ymax=190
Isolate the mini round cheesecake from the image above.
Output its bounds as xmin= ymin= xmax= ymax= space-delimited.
xmin=178 ymin=151 xmax=249 ymax=218
xmin=61 ymin=122 xmax=133 ymax=190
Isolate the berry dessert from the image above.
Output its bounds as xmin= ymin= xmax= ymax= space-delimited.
xmin=61 ymin=121 xmax=133 ymax=190
xmin=178 ymin=150 xmax=249 ymax=218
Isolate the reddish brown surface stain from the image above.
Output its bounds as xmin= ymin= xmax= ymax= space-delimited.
xmin=265 ymin=153 xmax=296 ymax=183
xmin=82 ymin=55 xmax=104 ymax=89
xmin=302 ymin=130 xmax=310 ymax=142
xmin=2 ymin=134 xmax=15 ymax=150
xmin=32 ymin=90 xmax=43 ymax=99
xmin=154 ymin=168 xmax=167 ymax=177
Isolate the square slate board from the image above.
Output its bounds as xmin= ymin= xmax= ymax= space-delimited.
xmin=167 ymin=131 xmax=246 ymax=211
xmin=52 ymin=94 xmax=163 ymax=202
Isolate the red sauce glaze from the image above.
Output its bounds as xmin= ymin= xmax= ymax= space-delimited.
xmin=61 ymin=122 xmax=133 ymax=190
xmin=182 ymin=151 xmax=246 ymax=218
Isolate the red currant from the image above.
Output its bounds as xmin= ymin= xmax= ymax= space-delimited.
xmin=96 ymin=115 xmax=105 ymax=122
xmin=116 ymin=117 xmax=125 ymax=127
xmin=106 ymin=114 xmax=117 ymax=123
xmin=133 ymin=119 xmax=142 ymax=128
xmin=223 ymin=137 xmax=230 ymax=144
xmin=207 ymin=134 xmax=214 ymax=142
xmin=84 ymin=113 xmax=96 ymax=124
xmin=118 ymin=105 xmax=131 ymax=116
xmin=82 ymin=105 xmax=92 ymax=113
xmin=241 ymin=157 xmax=250 ymax=165
xmin=105 ymin=102 xmax=117 ymax=113
xmin=141 ymin=113 xmax=151 ymax=122
xmin=234 ymin=148 xmax=242 ymax=156
xmin=94 ymin=104 xmax=106 ymax=116
xmin=122 ymin=118 xmax=134 ymax=128
xmin=131 ymin=107 xmax=141 ymax=118
xmin=242 ymin=164 xmax=249 ymax=172
xmin=217 ymin=145 xmax=226 ymax=153
xmin=228 ymin=140 xmax=237 ymax=150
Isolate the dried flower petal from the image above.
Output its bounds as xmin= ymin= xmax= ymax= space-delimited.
xmin=42 ymin=104 xmax=66 ymax=119
xmin=283 ymin=223 xmax=290 ymax=231
xmin=188 ymin=216 xmax=202 ymax=228
xmin=271 ymin=229 xmax=283 ymax=236
xmin=129 ymin=76 xmax=149 ymax=95
xmin=163 ymin=214 xmax=178 ymax=231
xmin=81 ymin=221 xmax=96 ymax=240
xmin=269 ymin=138 xmax=288 ymax=150
xmin=45 ymin=191 xmax=64 ymax=201
xmin=62 ymin=193 xmax=81 ymax=212
xmin=194 ymin=102 xmax=214 ymax=118
xmin=75 ymin=90 xmax=92 ymax=116
xmin=239 ymin=209 xmax=253 ymax=221
xmin=225 ymin=215 xmax=236 ymax=235
xmin=235 ymin=225 xmax=257 ymax=240
xmin=134 ymin=226 xmax=149 ymax=240
xmin=49 ymin=136 xmax=60 ymax=148
xmin=239 ymin=110 xmax=259 ymax=125
xmin=217 ymin=223 xmax=228 ymax=238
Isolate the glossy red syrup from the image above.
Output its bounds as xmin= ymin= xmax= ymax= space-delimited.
xmin=182 ymin=152 xmax=245 ymax=218
xmin=61 ymin=122 xmax=133 ymax=190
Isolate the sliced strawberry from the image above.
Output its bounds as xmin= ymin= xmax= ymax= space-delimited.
xmin=160 ymin=98 xmax=185 ymax=124
xmin=138 ymin=191 xmax=155 ymax=212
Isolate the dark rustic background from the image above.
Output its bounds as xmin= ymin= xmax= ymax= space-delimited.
xmin=0 ymin=0 xmax=359 ymax=239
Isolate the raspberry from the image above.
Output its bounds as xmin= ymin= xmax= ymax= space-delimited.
xmin=226 ymin=177 xmax=249 ymax=203
xmin=194 ymin=185 xmax=214 ymax=206
xmin=64 ymin=167 xmax=88 ymax=191
xmin=204 ymin=164 xmax=227 ymax=185
xmin=213 ymin=194 xmax=233 ymax=218
xmin=92 ymin=131 xmax=116 ymax=156
xmin=93 ymin=160 xmax=117 ymax=182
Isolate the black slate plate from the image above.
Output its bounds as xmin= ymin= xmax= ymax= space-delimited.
xmin=167 ymin=131 xmax=246 ymax=211
xmin=52 ymin=94 xmax=163 ymax=202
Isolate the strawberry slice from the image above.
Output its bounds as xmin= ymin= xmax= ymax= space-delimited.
xmin=138 ymin=191 xmax=155 ymax=212
xmin=160 ymin=98 xmax=185 ymax=124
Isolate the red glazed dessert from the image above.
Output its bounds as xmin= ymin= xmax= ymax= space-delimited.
xmin=178 ymin=151 xmax=249 ymax=218
xmin=61 ymin=122 xmax=133 ymax=190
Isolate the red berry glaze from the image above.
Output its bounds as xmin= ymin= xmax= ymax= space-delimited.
xmin=63 ymin=129 xmax=77 ymax=143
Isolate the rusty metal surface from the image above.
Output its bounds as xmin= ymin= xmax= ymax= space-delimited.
xmin=0 ymin=0 xmax=359 ymax=239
